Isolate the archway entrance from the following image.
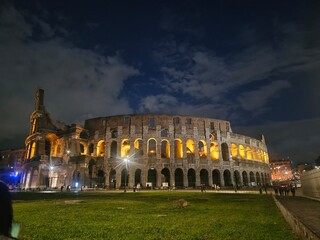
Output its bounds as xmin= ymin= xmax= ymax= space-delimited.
xmin=187 ymin=169 xmax=196 ymax=188
xmin=97 ymin=170 xmax=104 ymax=188
xmin=242 ymin=171 xmax=248 ymax=186
xmin=134 ymin=169 xmax=142 ymax=186
xmin=234 ymin=170 xmax=241 ymax=187
xmin=109 ymin=169 xmax=116 ymax=189
xmin=161 ymin=168 xmax=170 ymax=187
xmin=212 ymin=169 xmax=221 ymax=186
xmin=121 ymin=168 xmax=129 ymax=188
xmin=223 ymin=170 xmax=232 ymax=186
xmin=175 ymin=168 xmax=184 ymax=188
xmin=147 ymin=168 xmax=157 ymax=189
xmin=200 ymin=169 xmax=209 ymax=186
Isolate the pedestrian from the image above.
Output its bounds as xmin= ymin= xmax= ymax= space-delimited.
xmin=0 ymin=181 xmax=13 ymax=238
xmin=290 ymin=186 xmax=296 ymax=197
xmin=279 ymin=187 xmax=283 ymax=196
xmin=60 ymin=185 xmax=64 ymax=192
xmin=274 ymin=187 xmax=279 ymax=195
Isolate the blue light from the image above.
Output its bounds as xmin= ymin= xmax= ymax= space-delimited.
xmin=75 ymin=182 xmax=79 ymax=188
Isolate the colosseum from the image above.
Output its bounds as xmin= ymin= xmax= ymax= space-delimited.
xmin=20 ymin=89 xmax=270 ymax=190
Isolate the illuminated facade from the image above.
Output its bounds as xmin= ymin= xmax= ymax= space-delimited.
xmin=269 ymin=158 xmax=293 ymax=181
xmin=21 ymin=89 xmax=270 ymax=189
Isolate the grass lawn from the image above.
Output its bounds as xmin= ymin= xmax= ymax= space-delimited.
xmin=12 ymin=191 xmax=297 ymax=240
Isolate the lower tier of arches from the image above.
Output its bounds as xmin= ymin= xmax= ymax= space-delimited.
xmin=20 ymin=164 xmax=271 ymax=190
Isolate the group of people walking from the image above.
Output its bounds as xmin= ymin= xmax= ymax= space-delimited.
xmin=274 ymin=184 xmax=296 ymax=196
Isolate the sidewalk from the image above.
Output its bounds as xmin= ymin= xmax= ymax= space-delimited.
xmin=275 ymin=195 xmax=320 ymax=240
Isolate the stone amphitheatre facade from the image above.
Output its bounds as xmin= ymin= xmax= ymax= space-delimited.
xmin=21 ymin=89 xmax=270 ymax=190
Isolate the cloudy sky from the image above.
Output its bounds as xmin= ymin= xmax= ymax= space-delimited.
xmin=1 ymin=1 xmax=319 ymax=166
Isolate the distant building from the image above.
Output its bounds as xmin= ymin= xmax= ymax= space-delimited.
xmin=269 ymin=157 xmax=293 ymax=181
xmin=20 ymin=89 xmax=271 ymax=190
xmin=0 ymin=148 xmax=25 ymax=183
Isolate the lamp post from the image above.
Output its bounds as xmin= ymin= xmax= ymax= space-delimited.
xmin=124 ymin=158 xmax=129 ymax=192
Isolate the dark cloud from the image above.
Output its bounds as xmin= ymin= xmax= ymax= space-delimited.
xmin=0 ymin=4 xmax=139 ymax=146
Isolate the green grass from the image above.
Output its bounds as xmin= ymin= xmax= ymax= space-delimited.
xmin=12 ymin=191 xmax=297 ymax=240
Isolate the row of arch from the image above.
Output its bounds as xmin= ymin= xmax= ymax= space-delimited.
xmin=87 ymin=167 xmax=270 ymax=189
xmin=88 ymin=139 xmax=267 ymax=163
xmin=230 ymin=143 xmax=269 ymax=162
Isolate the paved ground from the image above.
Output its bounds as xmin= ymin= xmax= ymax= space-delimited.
xmin=276 ymin=195 xmax=320 ymax=239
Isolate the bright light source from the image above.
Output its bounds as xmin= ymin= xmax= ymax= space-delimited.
xmin=49 ymin=166 xmax=54 ymax=170
xmin=75 ymin=182 xmax=79 ymax=187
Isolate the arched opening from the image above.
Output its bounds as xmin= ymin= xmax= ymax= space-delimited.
xmin=200 ymin=169 xmax=209 ymax=186
xmin=174 ymin=139 xmax=183 ymax=158
xmin=242 ymin=171 xmax=249 ymax=186
xmin=97 ymin=170 xmax=105 ymax=188
xmin=45 ymin=140 xmax=51 ymax=156
xmin=73 ymin=170 xmax=80 ymax=188
xmin=148 ymin=139 xmax=157 ymax=157
xmin=261 ymin=172 xmax=265 ymax=185
xmin=161 ymin=168 xmax=170 ymax=186
xmin=80 ymin=143 xmax=86 ymax=155
xmin=175 ymin=168 xmax=184 ymax=188
xmin=45 ymin=133 xmax=58 ymax=157
xmin=29 ymin=141 xmax=36 ymax=158
xmin=109 ymin=169 xmax=116 ymax=189
xmin=88 ymin=143 xmax=94 ymax=156
xmin=31 ymin=119 xmax=37 ymax=134
xmin=97 ymin=140 xmax=105 ymax=156
xmin=88 ymin=159 xmax=95 ymax=187
xmin=231 ymin=143 xmax=238 ymax=160
xmin=210 ymin=142 xmax=219 ymax=160
xmin=249 ymin=171 xmax=255 ymax=184
xmin=134 ymin=169 xmax=142 ymax=186
xmin=209 ymin=133 xmax=216 ymax=141
xmin=186 ymin=139 xmax=195 ymax=156
xmin=121 ymin=139 xmax=130 ymax=157
xmin=264 ymin=173 xmax=268 ymax=186
xmin=221 ymin=143 xmax=229 ymax=161
xmin=234 ymin=170 xmax=241 ymax=187
xmin=147 ymin=168 xmax=157 ymax=189
xmin=121 ymin=168 xmax=129 ymax=188
xmin=134 ymin=139 xmax=143 ymax=156
xmin=161 ymin=140 xmax=170 ymax=158
xmin=257 ymin=150 xmax=262 ymax=161
xmin=223 ymin=170 xmax=232 ymax=186
xmin=239 ymin=145 xmax=245 ymax=159
xmin=198 ymin=140 xmax=207 ymax=158
xmin=256 ymin=172 xmax=261 ymax=186
xmin=212 ymin=169 xmax=221 ymax=186
xmin=252 ymin=148 xmax=257 ymax=160
xmin=110 ymin=141 xmax=117 ymax=158
xmin=30 ymin=170 xmax=39 ymax=188
xmin=246 ymin=147 xmax=252 ymax=160
xmin=187 ymin=169 xmax=196 ymax=188
xmin=111 ymin=129 xmax=118 ymax=138
xmin=80 ymin=131 xmax=88 ymax=139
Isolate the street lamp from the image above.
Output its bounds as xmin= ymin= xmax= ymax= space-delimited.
xmin=124 ymin=158 xmax=129 ymax=192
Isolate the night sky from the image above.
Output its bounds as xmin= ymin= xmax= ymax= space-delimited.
xmin=1 ymin=1 xmax=319 ymax=166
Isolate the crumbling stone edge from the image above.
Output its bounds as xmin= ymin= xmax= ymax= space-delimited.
xmin=273 ymin=196 xmax=319 ymax=240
